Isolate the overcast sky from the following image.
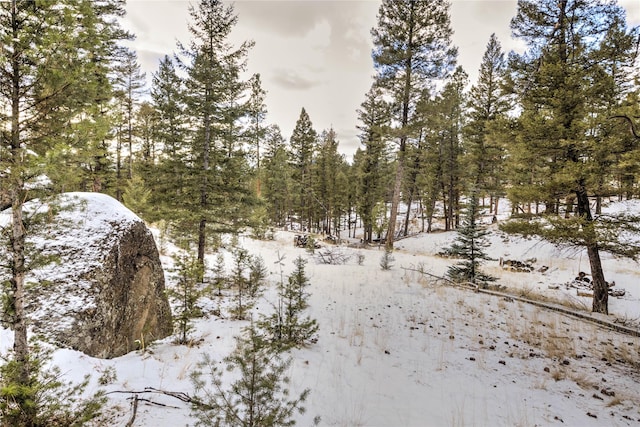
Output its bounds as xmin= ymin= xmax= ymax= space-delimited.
xmin=123 ymin=0 xmax=640 ymax=158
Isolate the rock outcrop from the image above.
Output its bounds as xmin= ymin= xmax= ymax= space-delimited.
xmin=0 ymin=192 xmax=173 ymax=358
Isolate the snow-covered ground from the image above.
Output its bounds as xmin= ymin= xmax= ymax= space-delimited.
xmin=1 ymin=200 xmax=640 ymax=426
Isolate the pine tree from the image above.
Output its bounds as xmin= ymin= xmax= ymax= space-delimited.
xmin=190 ymin=323 xmax=310 ymax=427
xmin=168 ymin=253 xmax=206 ymax=345
xmin=134 ymin=101 xmax=157 ymax=180
xmin=505 ymin=0 xmax=639 ymax=314
xmin=371 ymin=0 xmax=457 ymax=248
xmin=355 ymin=86 xmax=392 ymax=243
xmin=149 ymin=55 xmax=188 ymax=223
xmin=0 ymin=0 xmax=127 ymax=422
xmin=446 ymin=190 xmax=496 ymax=287
xmin=0 ymin=344 xmax=106 ymax=426
xmin=246 ymin=73 xmax=268 ymax=197
xmin=112 ymin=47 xmax=146 ymax=200
xmin=415 ymin=67 xmax=468 ymax=231
xmin=229 ymin=248 xmax=260 ymax=320
xmin=290 ymin=108 xmax=318 ymax=232
xmin=587 ymin=10 xmax=639 ymax=210
xmin=465 ymin=34 xmax=511 ymax=215
xmin=212 ymin=252 xmax=227 ymax=297
xmin=313 ymin=128 xmax=344 ymax=236
xmin=263 ymin=125 xmax=293 ymax=227
xmin=177 ymin=0 xmax=255 ymax=268
xmin=256 ymin=256 xmax=318 ymax=351
xmin=413 ymin=95 xmax=442 ymax=233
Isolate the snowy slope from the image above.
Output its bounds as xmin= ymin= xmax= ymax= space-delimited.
xmin=1 ymin=199 xmax=639 ymax=426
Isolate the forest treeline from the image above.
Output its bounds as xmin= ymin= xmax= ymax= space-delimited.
xmin=3 ymin=0 xmax=640 ymax=314
xmin=3 ymin=1 xmax=639 ymax=251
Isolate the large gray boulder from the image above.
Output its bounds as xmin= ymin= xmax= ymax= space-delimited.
xmin=1 ymin=192 xmax=173 ymax=358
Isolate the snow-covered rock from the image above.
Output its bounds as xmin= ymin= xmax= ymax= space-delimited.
xmin=0 ymin=192 xmax=173 ymax=358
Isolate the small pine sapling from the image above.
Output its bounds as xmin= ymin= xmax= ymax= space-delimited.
xmin=0 ymin=343 xmax=107 ymax=426
xmin=190 ymin=323 xmax=310 ymax=427
xmin=379 ymin=247 xmax=395 ymax=270
xmin=229 ymin=247 xmax=253 ymax=320
xmin=248 ymin=255 xmax=268 ymax=299
xmin=446 ymin=190 xmax=496 ymax=288
xmin=289 ymin=256 xmax=310 ymax=310
xmin=257 ymin=256 xmax=318 ymax=351
xmin=168 ymin=253 xmax=205 ymax=344
xmin=211 ymin=252 xmax=227 ymax=297
xmin=305 ymin=235 xmax=317 ymax=254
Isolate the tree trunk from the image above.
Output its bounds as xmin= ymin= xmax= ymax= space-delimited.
xmin=403 ymin=194 xmax=413 ymax=236
xmin=575 ymin=181 xmax=608 ymax=314
xmin=386 ymin=155 xmax=404 ymax=249
xmin=198 ymin=103 xmax=211 ymax=274
xmin=10 ymin=0 xmax=29 ymax=382
xmin=116 ymin=129 xmax=123 ymax=201
xmin=385 ymin=2 xmax=415 ymax=250
xmin=587 ymin=243 xmax=607 ymax=314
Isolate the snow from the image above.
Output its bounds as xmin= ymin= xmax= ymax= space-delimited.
xmin=0 ymin=192 xmax=143 ymax=331
xmin=1 ymin=197 xmax=640 ymax=426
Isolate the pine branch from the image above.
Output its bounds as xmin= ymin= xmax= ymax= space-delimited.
xmin=609 ymin=115 xmax=640 ymax=139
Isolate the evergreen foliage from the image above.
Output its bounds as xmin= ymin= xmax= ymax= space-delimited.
xmin=168 ymin=253 xmax=206 ymax=345
xmin=464 ymin=33 xmax=511 ymax=215
xmin=379 ymin=248 xmax=395 ymax=271
xmin=313 ymin=129 xmax=345 ymax=236
xmin=256 ymin=256 xmax=318 ymax=351
xmin=0 ymin=344 xmax=106 ymax=427
xmin=290 ymin=108 xmax=318 ymax=232
xmin=446 ymin=191 xmax=496 ymax=287
xmin=248 ymin=255 xmax=268 ymax=299
xmin=211 ymin=252 xmax=227 ymax=297
xmin=174 ymin=0 xmax=257 ymax=266
xmin=190 ymin=323 xmax=310 ymax=427
xmin=228 ymin=248 xmax=265 ymax=320
xmin=122 ymin=174 xmax=153 ymax=221
xmin=355 ymin=86 xmax=392 ymax=243
xmin=371 ymin=0 xmax=458 ymax=248
xmin=262 ymin=125 xmax=294 ymax=227
xmin=0 ymin=0 xmax=129 ymax=408
xmin=506 ymin=0 xmax=640 ymax=313
xmin=111 ymin=47 xmax=146 ymax=201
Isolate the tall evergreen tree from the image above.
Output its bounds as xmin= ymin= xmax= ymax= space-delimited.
xmin=0 ymin=0 xmax=127 ymax=421
xmin=587 ymin=9 xmax=640 ymax=209
xmin=246 ymin=73 xmax=268 ymax=196
xmin=414 ymin=95 xmax=444 ymax=233
xmin=505 ymin=0 xmax=640 ymax=314
xmin=289 ymin=107 xmax=317 ymax=232
xmin=432 ymin=67 xmax=468 ymax=230
xmin=355 ymin=86 xmax=392 ymax=242
xmin=177 ymin=0 xmax=255 ymax=267
xmin=112 ymin=47 xmax=146 ymax=200
xmin=313 ymin=128 xmax=344 ymax=235
xmin=262 ymin=125 xmax=293 ymax=226
xmin=465 ymin=34 xmax=511 ymax=215
xmin=371 ymin=0 xmax=457 ymax=248
xmin=149 ymin=54 xmax=188 ymax=222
